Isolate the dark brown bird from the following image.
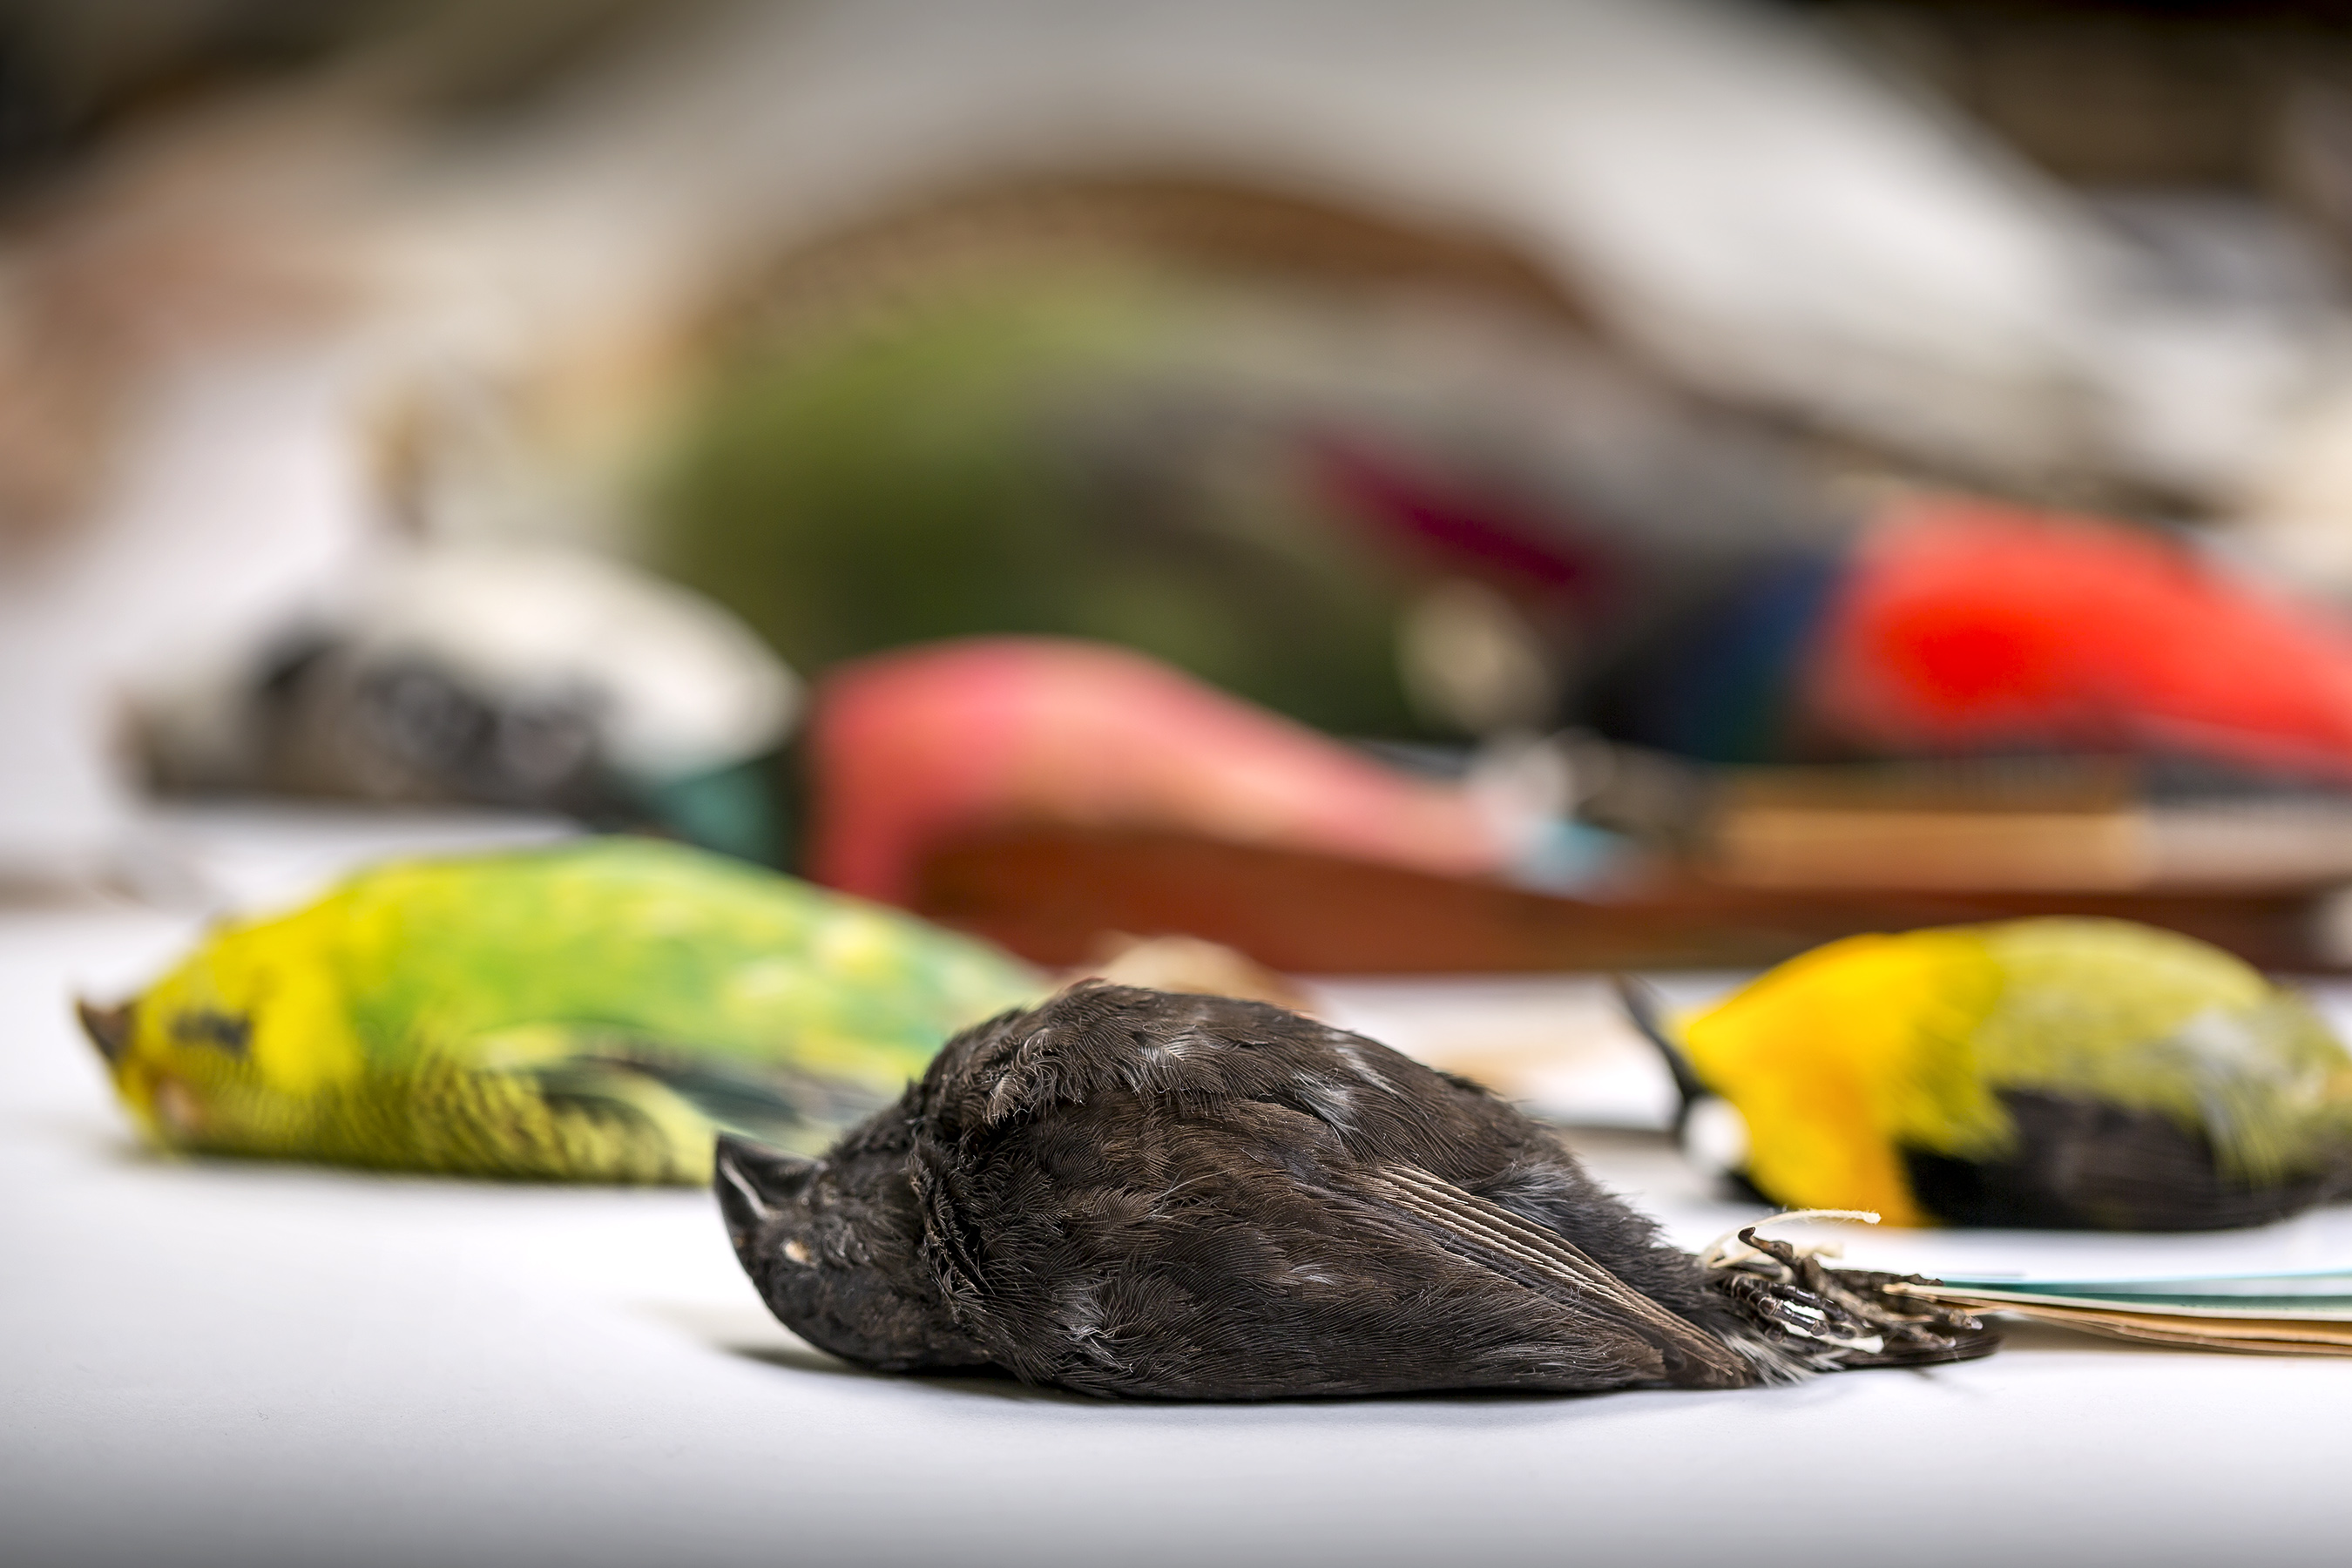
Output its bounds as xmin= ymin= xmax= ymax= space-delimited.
xmin=717 ymin=983 xmax=1996 ymax=1398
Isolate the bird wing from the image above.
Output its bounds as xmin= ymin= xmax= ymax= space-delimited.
xmin=392 ymin=1038 xmax=898 ymax=1181
xmin=916 ymin=1127 xmax=1760 ymax=1396
xmin=912 ymin=1071 xmax=1758 ymax=1397
xmin=1341 ymin=1162 xmax=1750 ymax=1384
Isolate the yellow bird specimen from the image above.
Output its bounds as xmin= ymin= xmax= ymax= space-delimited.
xmin=1662 ymin=920 xmax=2352 ymax=1229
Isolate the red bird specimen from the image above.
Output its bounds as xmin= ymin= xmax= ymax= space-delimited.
xmin=1808 ymin=496 xmax=2352 ymax=781
xmin=807 ymin=639 xmax=1514 ymax=906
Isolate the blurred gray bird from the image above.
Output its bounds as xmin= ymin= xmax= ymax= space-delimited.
xmin=718 ymin=983 xmax=1995 ymax=1399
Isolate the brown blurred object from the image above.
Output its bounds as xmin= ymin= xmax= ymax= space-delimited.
xmin=1707 ymin=761 xmax=2352 ymax=895
xmin=1715 ymin=805 xmax=2141 ymax=893
xmin=1826 ymin=1 xmax=2352 ymax=192
xmin=1068 ymin=931 xmax=1318 ymax=1015
xmin=1710 ymin=761 xmax=2139 ymax=892
xmin=913 ymin=826 xmax=2345 ymax=977
xmin=0 ymin=0 xmax=695 ymax=548
xmin=0 ymin=98 xmax=371 ymax=541
xmin=0 ymin=60 xmax=418 ymax=550
xmin=717 ymin=172 xmax=1593 ymax=354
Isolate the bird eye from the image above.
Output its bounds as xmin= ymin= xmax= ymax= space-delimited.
xmin=172 ymin=1010 xmax=251 ymax=1057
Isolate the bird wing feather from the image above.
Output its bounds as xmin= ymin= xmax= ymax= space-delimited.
xmin=1347 ymin=1164 xmax=1747 ymax=1382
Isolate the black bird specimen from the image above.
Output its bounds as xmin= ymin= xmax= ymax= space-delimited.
xmin=718 ymin=983 xmax=1997 ymax=1398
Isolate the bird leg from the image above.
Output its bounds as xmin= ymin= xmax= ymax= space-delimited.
xmin=1707 ymin=1227 xmax=2000 ymax=1369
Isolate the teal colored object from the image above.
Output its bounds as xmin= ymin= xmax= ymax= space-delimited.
xmin=645 ymin=755 xmax=785 ymax=866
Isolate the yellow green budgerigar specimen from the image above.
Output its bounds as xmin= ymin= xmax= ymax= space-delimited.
xmin=1666 ymin=919 xmax=2352 ymax=1230
xmin=78 ymin=836 xmax=1045 ymax=1182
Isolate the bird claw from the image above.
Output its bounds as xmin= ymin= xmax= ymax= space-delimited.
xmin=1708 ymin=1226 xmax=1999 ymax=1368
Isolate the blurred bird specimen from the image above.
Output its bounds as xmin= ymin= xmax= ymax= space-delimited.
xmin=718 ymin=983 xmax=1994 ymax=1399
xmin=666 ymin=250 xmax=2352 ymax=792
xmin=1657 ymin=919 xmax=2352 ymax=1230
xmin=808 ymin=637 xmax=1533 ymax=906
xmin=1808 ymin=497 xmax=2352 ymax=786
xmin=135 ymin=543 xmax=801 ymax=863
xmin=77 ymin=837 xmax=1044 ymax=1181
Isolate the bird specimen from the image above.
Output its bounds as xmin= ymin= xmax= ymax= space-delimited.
xmin=133 ymin=543 xmax=801 ymax=862
xmin=806 ymin=638 xmax=1524 ymax=906
xmin=1635 ymin=918 xmax=2352 ymax=1230
xmin=719 ymin=983 xmax=1994 ymax=1399
xmin=78 ymin=836 xmax=1042 ymax=1180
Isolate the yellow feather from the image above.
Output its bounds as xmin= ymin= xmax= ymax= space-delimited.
xmin=1680 ymin=930 xmax=2009 ymax=1226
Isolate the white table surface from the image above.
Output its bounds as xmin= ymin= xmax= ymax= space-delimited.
xmin=10 ymin=809 xmax=2352 ymax=1568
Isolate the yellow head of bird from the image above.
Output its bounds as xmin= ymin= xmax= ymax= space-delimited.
xmin=75 ymin=906 xmax=364 ymax=1160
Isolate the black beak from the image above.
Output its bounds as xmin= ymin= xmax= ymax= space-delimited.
xmin=77 ymin=998 xmax=134 ymax=1064
xmin=713 ymin=1133 xmax=817 ymax=1251
xmin=1610 ymin=975 xmax=1706 ymax=1119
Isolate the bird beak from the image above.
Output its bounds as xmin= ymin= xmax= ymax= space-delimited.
xmin=713 ymin=1133 xmax=817 ymax=1250
xmin=76 ymin=998 xmax=134 ymax=1065
xmin=1611 ymin=975 xmax=1707 ymax=1117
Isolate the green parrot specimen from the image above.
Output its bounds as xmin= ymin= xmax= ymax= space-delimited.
xmin=1647 ymin=918 xmax=2352 ymax=1230
xmin=77 ymin=836 xmax=1044 ymax=1182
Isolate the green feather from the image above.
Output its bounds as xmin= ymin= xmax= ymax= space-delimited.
xmin=102 ymin=836 xmax=1046 ymax=1181
xmin=1976 ymin=919 xmax=2352 ymax=1186
xmin=652 ymin=263 xmax=1430 ymax=739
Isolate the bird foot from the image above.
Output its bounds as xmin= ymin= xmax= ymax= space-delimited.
xmin=1708 ymin=1226 xmax=2001 ymax=1370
